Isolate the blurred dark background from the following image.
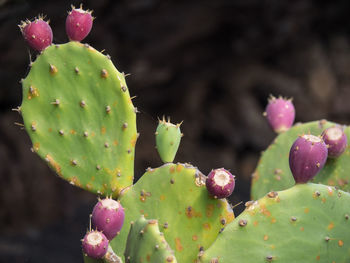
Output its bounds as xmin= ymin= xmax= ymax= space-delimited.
xmin=1 ymin=0 xmax=350 ymax=262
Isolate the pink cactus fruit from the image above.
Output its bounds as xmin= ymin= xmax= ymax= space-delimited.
xmin=82 ymin=230 xmax=108 ymax=259
xmin=289 ymin=134 xmax=328 ymax=183
xmin=92 ymin=198 xmax=125 ymax=240
xmin=66 ymin=5 xmax=93 ymax=41
xmin=264 ymin=96 xmax=295 ymax=133
xmin=321 ymin=126 xmax=348 ymax=158
xmin=206 ymin=168 xmax=235 ymax=199
xmin=19 ymin=17 xmax=53 ymax=51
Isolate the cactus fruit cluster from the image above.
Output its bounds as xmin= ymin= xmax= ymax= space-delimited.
xmin=17 ymin=6 xmax=350 ymax=263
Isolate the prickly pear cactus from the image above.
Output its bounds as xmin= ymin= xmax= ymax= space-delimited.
xmin=20 ymin=42 xmax=137 ymax=197
xmin=200 ymin=183 xmax=350 ymax=263
xmin=251 ymin=120 xmax=350 ymax=199
xmin=109 ymin=163 xmax=234 ymax=263
xmin=124 ymin=215 xmax=177 ymax=263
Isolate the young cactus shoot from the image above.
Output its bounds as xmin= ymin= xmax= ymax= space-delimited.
xmin=66 ymin=5 xmax=93 ymax=41
xmin=19 ymin=17 xmax=53 ymax=51
xmin=155 ymin=117 xmax=183 ymax=163
xmin=289 ymin=134 xmax=328 ymax=183
xmin=321 ymin=126 xmax=348 ymax=158
xmin=265 ymin=96 xmax=295 ymax=133
xmin=92 ymin=198 xmax=125 ymax=240
xmin=82 ymin=230 xmax=109 ymax=259
xmin=206 ymin=168 xmax=235 ymax=198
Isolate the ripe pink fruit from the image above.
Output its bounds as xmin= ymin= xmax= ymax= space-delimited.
xmin=19 ymin=17 xmax=53 ymax=51
xmin=92 ymin=198 xmax=125 ymax=240
xmin=265 ymin=96 xmax=295 ymax=133
xmin=66 ymin=5 xmax=93 ymax=41
xmin=321 ymin=126 xmax=348 ymax=158
xmin=289 ymin=134 xmax=328 ymax=183
xmin=206 ymin=168 xmax=235 ymax=199
xmin=82 ymin=230 xmax=108 ymax=259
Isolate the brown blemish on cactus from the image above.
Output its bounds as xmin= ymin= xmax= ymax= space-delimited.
xmin=260 ymin=204 xmax=271 ymax=217
xmin=253 ymin=220 xmax=258 ymax=226
xmin=27 ymin=85 xmax=39 ymax=99
xmin=328 ymin=222 xmax=334 ymax=230
xmin=70 ymin=129 xmax=76 ymax=135
xmin=300 ymin=227 xmax=304 ymax=231
xmin=203 ymin=223 xmax=211 ymax=230
xmin=113 ymin=140 xmax=118 ymax=146
xmin=185 ymin=206 xmax=202 ymax=218
xmin=48 ymin=128 xmax=52 ymax=132
xmin=338 ymin=240 xmax=344 ymax=247
xmin=101 ymin=69 xmax=108 ymax=78
xmin=175 ymin=237 xmax=183 ymax=251
xmin=192 ymin=235 xmax=198 ymax=241
xmin=101 ymin=126 xmax=106 ymax=134
xmin=271 ymin=218 xmax=276 ymax=224
xmin=316 ymin=255 xmax=320 ymax=260
xmin=170 ymin=166 xmax=176 ymax=174
xmin=49 ymin=64 xmax=58 ymax=75
xmin=264 ymin=235 xmax=269 ymax=241
xmin=321 ymin=197 xmax=326 ymax=203
xmin=160 ymin=195 xmax=165 ymax=201
xmin=46 ymin=154 xmax=62 ymax=176
xmin=33 ymin=142 xmax=40 ymax=152
xmin=304 ymin=208 xmax=309 ymax=214
xmin=206 ymin=204 xmax=214 ymax=218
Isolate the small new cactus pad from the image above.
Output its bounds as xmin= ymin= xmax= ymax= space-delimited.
xmin=92 ymin=198 xmax=125 ymax=240
xmin=19 ymin=17 xmax=53 ymax=51
xmin=322 ymin=126 xmax=348 ymax=158
xmin=155 ymin=118 xmax=182 ymax=163
xmin=82 ymin=230 xmax=109 ymax=259
xmin=107 ymin=163 xmax=234 ymax=263
xmin=200 ymin=183 xmax=350 ymax=263
xmin=20 ymin=42 xmax=137 ymax=197
xmin=251 ymin=120 xmax=350 ymax=200
xmin=264 ymin=96 xmax=295 ymax=133
xmin=124 ymin=215 xmax=177 ymax=263
xmin=206 ymin=168 xmax=235 ymax=198
xmin=66 ymin=5 xmax=93 ymax=41
xmin=289 ymin=135 xmax=328 ymax=183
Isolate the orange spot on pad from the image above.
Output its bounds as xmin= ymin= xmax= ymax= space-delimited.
xmin=206 ymin=204 xmax=214 ymax=218
xmin=203 ymin=223 xmax=211 ymax=230
xmin=304 ymin=208 xmax=310 ymax=214
xmin=192 ymin=235 xmax=198 ymax=241
xmin=328 ymin=222 xmax=334 ymax=230
xmin=101 ymin=126 xmax=106 ymax=134
xmin=338 ymin=240 xmax=344 ymax=247
xmin=175 ymin=237 xmax=183 ymax=251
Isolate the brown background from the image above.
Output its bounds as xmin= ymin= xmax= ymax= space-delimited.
xmin=1 ymin=0 xmax=350 ymax=262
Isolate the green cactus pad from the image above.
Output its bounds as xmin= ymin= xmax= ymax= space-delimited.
xmin=155 ymin=118 xmax=182 ymax=163
xmin=251 ymin=120 xmax=350 ymax=200
xmin=200 ymin=183 xmax=350 ymax=263
xmin=21 ymin=42 xmax=137 ymax=197
xmin=109 ymin=163 xmax=235 ymax=263
xmin=124 ymin=215 xmax=177 ymax=263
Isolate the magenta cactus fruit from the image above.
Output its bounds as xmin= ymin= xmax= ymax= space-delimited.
xmin=321 ymin=126 xmax=348 ymax=158
xmin=82 ymin=230 xmax=108 ymax=259
xmin=66 ymin=5 xmax=93 ymax=41
xmin=265 ymin=96 xmax=295 ymax=133
xmin=206 ymin=168 xmax=235 ymax=199
xmin=19 ymin=17 xmax=53 ymax=51
xmin=92 ymin=198 xmax=125 ymax=240
xmin=289 ymin=134 xmax=328 ymax=183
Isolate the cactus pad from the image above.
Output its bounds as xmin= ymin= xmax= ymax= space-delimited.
xmin=200 ymin=183 xmax=350 ymax=263
xmin=109 ymin=163 xmax=234 ymax=262
xmin=21 ymin=42 xmax=137 ymax=197
xmin=251 ymin=120 xmax=350 ymax=200
xmin=124 ymin=215 xmax=177 ymax=263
